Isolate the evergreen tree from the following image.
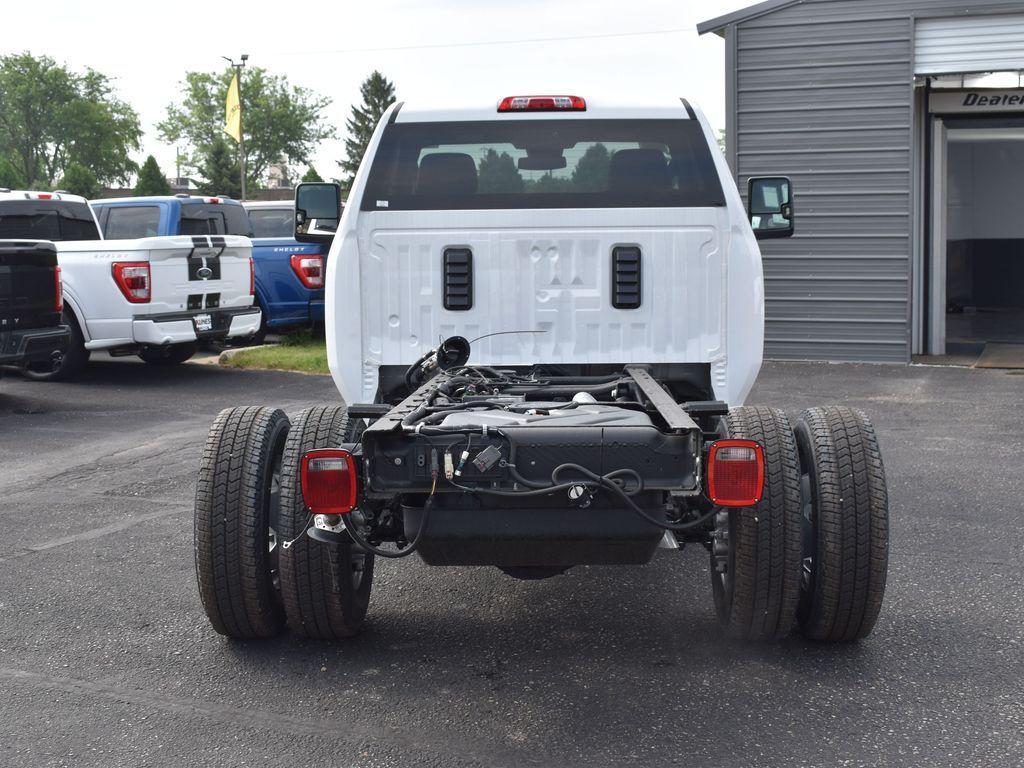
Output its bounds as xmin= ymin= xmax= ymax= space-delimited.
xmin=477 ymin=149 xmax=523 ymax=193
xmin=570 ymin=144 xmax=610 ymax=191
xmin=134 ymin=155 xmax=171 ymax=196
xmin=338 ymin=71 xmax=395 ymax=189
xmin=301 ymin=166 xmax=323 ymax=183
xmin=200 ymin=138 xmax=241 ymax=198
xmin=57 ymin=162 xmax=101 ymax=198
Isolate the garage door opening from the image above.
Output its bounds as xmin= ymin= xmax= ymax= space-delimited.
xmin=946 ymin=126 xmax=1024 ymax=359
xmin=928 ymin=116 xmax=1024 ymax=364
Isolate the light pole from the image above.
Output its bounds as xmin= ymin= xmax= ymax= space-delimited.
xmin=222 ymin=53 xmax=249 ymax=200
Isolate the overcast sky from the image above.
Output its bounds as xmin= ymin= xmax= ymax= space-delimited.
xmin=1 ymin=0 xmax=750 ymax=183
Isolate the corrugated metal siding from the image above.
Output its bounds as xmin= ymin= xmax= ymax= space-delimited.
xmin=728 ymin=0 xmax=1024 ymax=362
xmin=916 ymin=14 xmax=1024 ymax=74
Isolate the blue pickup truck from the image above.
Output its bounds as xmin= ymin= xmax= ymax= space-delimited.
xmin=243 ymin=200 xmax=326 ymax=340
xmin=91 ymin=195 xmax=326 ymax=342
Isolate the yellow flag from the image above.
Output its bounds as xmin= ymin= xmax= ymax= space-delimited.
xmin=224 ymin=73 xmax=242 ymax=143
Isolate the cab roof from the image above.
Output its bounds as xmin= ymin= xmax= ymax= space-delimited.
xmin=92 ymin=195 xmax=242 ymax=206
xmin=0 ymin=189 xmax=89 ymax=204
xmin=242 ymin=200 xmax=293 ymax=209
xmin=394 ymin=95 xmax=699 ymax=124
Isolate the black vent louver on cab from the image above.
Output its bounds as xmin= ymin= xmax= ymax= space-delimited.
xmin=611 ymin=246 xmax=642 ymax=309
xmin=443 ymin=248 xmax=473 ymax=310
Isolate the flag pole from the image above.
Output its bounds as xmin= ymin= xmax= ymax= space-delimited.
xmin=223 ymin=53 xmax=248 ymax=200
xmin=237 ymin=54 xmax=248 ymax=200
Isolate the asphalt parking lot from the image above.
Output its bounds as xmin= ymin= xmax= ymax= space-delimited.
xmin=1 ymin=358 xmax=1022 ymax=767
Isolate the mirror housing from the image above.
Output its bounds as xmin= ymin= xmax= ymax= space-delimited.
xmin=295 ymin=182 xmax=342 ymax=245
xmin=747 ymin=176 xmax=793 ymax=240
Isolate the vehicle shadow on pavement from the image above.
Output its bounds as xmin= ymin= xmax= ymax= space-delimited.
xmin=218 ymin=554 xmax=883 ymax=669
xmin=203 ymin=556 xmax=891 ymax=763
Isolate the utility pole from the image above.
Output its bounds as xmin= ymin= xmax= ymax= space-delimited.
xmin=222 ymin=53 xmax=249 ymax=200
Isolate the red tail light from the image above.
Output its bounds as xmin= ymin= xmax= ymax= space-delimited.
xmin=204 ymin=197 xmax=221 ymax=204
xmin=498 ymin=95 xmax=586 ymax=112
xmin=290 ymin=254 xmax=325 ymax=289
xmin=300 ymin=449 xmax=359 ymax=515
xmin=53 ymin=265 xmax=63 ymax=313
xmin=249 ymin=256 xmax=255 ymax=296
xmin=707 ymin=439 xmax=765 ymax=508
xmin=111 ymin=261 xmax=151 ymax=303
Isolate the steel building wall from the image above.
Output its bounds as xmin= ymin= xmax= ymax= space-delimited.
xmin=725 ymin=0 xmax=1023 ymax=362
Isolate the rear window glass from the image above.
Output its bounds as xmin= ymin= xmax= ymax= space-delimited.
xmin=179 ymin=203 xmax=252 ymax=236
xmin=360 ymin=119 xmax=725 ymax=211
xmin=247 ymin=207 xmax=293 ymax=238
xmin=104 ymin=205 xmax=161 ymax=239
xmin=0 ymin=201 xmax=101 ymax=241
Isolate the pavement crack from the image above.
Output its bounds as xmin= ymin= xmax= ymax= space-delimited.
xmin=0 ymin=507 xmax=186 ymax=563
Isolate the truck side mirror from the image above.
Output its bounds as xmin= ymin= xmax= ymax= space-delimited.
xmin=747 ymin=176 xmax=793 ymax=240
xmin=295 ymin=182 xmax=342 ymax=245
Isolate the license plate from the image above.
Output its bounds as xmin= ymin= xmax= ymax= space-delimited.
xmin=193 ymin=313 xmax=213 ymax=332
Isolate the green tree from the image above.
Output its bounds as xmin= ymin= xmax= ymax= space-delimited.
xmin=0 ymin=52 xmax=141 ymax=188
xmin=158 ymin=67 xmax=334 ymax=188
xmin=0 ymin=157 xmax=22 ymax=188
xmin=477 ymin=149 xmax=523 ymax=193
xmin=200 ymin=138 xmax=241 ymax=198
xmin=301 ymin=166 xmax=323 ymax=183
xmin=338 ymin=71 xmax=395 ymax=188
xmin=134 ymin=155 xmax=172 ymax=196
xmin=57 ymin=162 xmax=101 ymax=198
xmin=717 ymin=128 xmax=727 ymax=155
xmin=570 ymin=143 xmax=610 ymax=191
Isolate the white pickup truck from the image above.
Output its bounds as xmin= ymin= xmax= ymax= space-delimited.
xmin=0 ymin=190 xmax=261 ymax=379
xmin=193 ymin=96 xmax=889 ymax=646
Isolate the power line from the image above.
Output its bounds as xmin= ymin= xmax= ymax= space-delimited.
xmin=273 ymin=27 xmax=691 ymax=57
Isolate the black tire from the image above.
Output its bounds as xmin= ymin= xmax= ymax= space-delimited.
xmin=194 ymin=406 xmax=290 ymax=639
xmin=278 ymin=406 xmax=374 ymax=639
xmin=139 ymin=342 xmax=198 ymax=365
xmin=794 ymin=407 xmax=889 ymax=642
xmin=22 ymin=309 xmax=89 ymax=381
xmin=711 ymin=406 xmax=803 ymax=641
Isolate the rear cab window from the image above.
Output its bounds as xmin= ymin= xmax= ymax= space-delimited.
xmin=247 ymin=207 xmax=294 ymax=238
xmin=104 ymin=206 xmax=161 ymax=239
xmin=179 ymin=203 xmax=252 ymax=236
xmin=360 ymin=119 xmax=725 ymax=211
xmin=0 ymin=200 xmax=101 ymax=241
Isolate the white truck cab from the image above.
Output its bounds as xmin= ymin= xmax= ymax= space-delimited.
xmin=0 ymin=190 xmax=260 ymax=378
xmin=322 ymin=96 xmax=773 ymax=408
xmin=194 ymin=96 xmax=888 ymax=647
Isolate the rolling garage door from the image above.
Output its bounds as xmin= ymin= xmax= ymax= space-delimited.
xmin=916 ymin=14 xmax=1024 ymax=75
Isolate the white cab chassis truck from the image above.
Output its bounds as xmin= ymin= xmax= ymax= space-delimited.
xmin=0 ymin=191 xmax=261 ymax=379
xmin=194 ymin=97 xmax=889 ymax=643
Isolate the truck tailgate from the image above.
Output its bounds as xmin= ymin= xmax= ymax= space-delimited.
xmin=0 ymin=240 xmax=61 ymax=332
xmin=147 ymin=235 xmax=253 ymax=314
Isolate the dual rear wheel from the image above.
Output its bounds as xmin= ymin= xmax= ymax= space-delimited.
xmin=194 ymin=405 xmax=373 ymax=640
xmin=713 ymin=405 xmax=889 ymax=643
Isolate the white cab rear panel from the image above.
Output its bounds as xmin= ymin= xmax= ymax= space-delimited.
xmin=327 ymin=101 xmax=763 ymax=406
